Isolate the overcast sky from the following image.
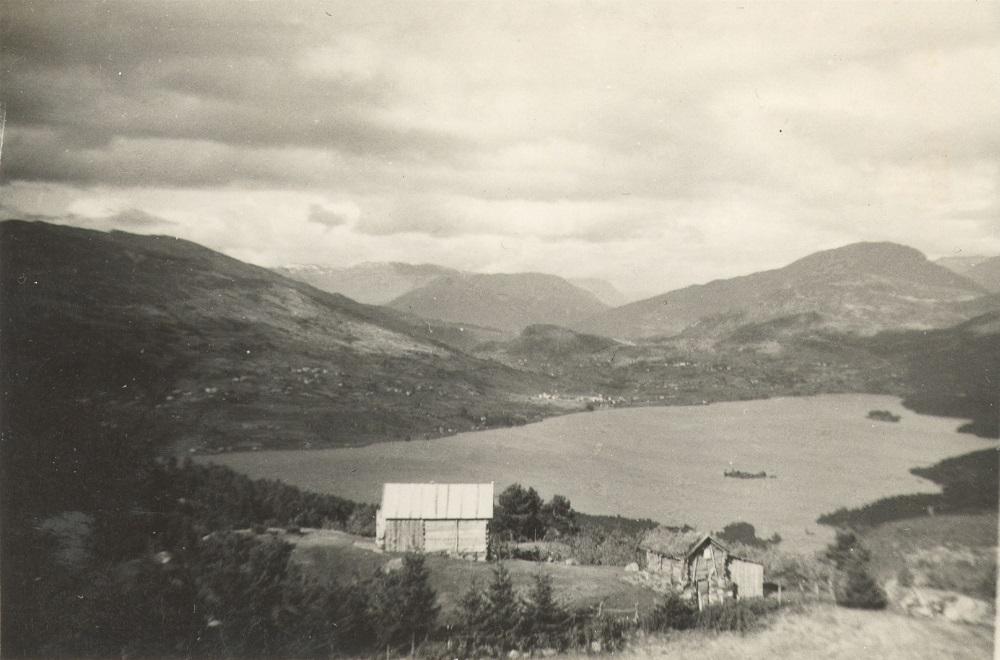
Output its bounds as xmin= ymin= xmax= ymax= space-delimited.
xmin=2 ymin=1 xmax=998 ymax=296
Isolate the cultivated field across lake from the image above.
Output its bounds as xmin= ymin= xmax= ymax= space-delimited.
xmin=203 ymin=394 xmax=991 ymax=552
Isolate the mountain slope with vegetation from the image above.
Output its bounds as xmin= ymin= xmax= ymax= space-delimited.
xmin=388 ymin=271 xmax=609 ymax=333
xmin=579 ymin=242 xmax=990 ymax=340
xmin=962 ymin=256 xmax=1000 ymax=292
xmin=0 ymin=220 xmax=557 ymax=460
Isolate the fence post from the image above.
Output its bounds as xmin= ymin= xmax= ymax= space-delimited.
xmin=778 ymin=583 xmax=782 ymax=607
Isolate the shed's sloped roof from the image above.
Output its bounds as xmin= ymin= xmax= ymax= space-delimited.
xmin=685 ymin=534 xmax=732 ymax=559
xmin=639 ymin=527 xmax=703 ymax=557
xmin=380 ymin=483 xmax=494 ymax=520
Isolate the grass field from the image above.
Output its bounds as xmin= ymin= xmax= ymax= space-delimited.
xmin=286 ymin=529 xmax=660 ymax=621
xmin=611 ymin=603 xmax=993 ymax=660
xmin=205 ymin=394 xmax=990 ymax=553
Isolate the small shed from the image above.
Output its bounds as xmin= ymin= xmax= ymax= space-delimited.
xmin=375 ymin=482 xmax=493 ymax=560
xmin=685 ymin=535 xmax=764 ymax=609
xmin=640 ymin=527 xmax=703 ymax=585
xmin=641 ymin=528 xmax=765 ymax=609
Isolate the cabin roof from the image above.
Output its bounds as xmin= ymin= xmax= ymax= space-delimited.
xmin=639 ymin=527 xmax=703 ymax=557
xmin=685 ymin=534 xmax=731 ymax=559
xmin=684 ymin=534 xmax=765 ymax=565
xmin=379 ymin=482 xmax=494 ymax=520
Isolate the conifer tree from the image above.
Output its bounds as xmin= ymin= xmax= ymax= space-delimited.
xmin=483 ymin=563 xmax=520 ymax=651
xmin=519 ymin=572 xmax=568 ymax=649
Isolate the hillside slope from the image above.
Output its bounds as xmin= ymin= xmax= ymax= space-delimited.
xmin=579 ymin=242 xmax=990 ymax=340
xmin=962 ymin=256 xmax=1000 ymax=292
xmin=570 ymin=277 xmax=630 ymax=306
xmin=274 ymin=262 xmax=458 ymax=305
xmin=388 ymin=272 xmax=609 ymax=332
xmin=0 ymin=220 xmax=555 ymax=459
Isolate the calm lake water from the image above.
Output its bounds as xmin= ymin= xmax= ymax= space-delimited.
xmin=203 ymin=394 xmax=990 ymax=552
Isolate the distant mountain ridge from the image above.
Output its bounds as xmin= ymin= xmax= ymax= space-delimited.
xmin=274 ymin=262 xmax=458 ymax=305
xmin=277 ymin=261 xmax=628 ymax=326
xmin=387 ymin=271 xmax=609 ymax=333
xmin=578 ymin=242 xmax=992 ymax=339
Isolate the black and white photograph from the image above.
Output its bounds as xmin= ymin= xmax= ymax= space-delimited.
xmin=1 ymin=1 xmax=998 ymax=657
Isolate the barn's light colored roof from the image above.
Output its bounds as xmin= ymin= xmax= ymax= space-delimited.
xmin=379 ymin=483 xmax=494 ymax=520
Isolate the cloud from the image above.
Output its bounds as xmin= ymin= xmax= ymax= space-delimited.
xmin=3 ymin=1 xmax=998 ymax=293
xmin=307 ymin=203 xmax=352 ymax=228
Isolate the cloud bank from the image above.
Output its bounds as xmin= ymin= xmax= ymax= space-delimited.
xmin=2 ymin=1 xmax=998 ymax=294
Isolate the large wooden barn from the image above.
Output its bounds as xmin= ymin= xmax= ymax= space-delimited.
xmin=641 ymin=529 xmax=764 ymax=609
xmin=375 ymin=482 xmax=493 ymax=560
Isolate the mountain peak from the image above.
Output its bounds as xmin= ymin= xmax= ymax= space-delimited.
xmin=578 ymin=241 xmax=991 ymax=339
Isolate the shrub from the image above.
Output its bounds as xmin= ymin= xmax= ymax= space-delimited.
xmin=836 ymin=558 xmax=887 ymax=609
xmin=825 ymin=531 xmax=887 ymax=610
xmin=695 ymin=599 xmax=768 ymax=633
xmin=646 ymin=592 xmax=696 ymax=631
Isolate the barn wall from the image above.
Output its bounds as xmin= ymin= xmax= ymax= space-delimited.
xmin=424 ymin=520 xmax=458 ymax=553
xmin=384 ymin=520 xmax=424 ymax=553
xmin=385 ymin=519 xmax=488 ymax=557
xmin=729 ymin=559 xmax=764 ymax=599
xmin=457 ymin=520 xmax=488 ymax=555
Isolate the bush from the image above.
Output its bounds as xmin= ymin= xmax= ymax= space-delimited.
xmin=836 ymin=558 xmax=887 ymax=609
xmin=695 ymin=599 xmax=770 ymax=633
xmin=825 ymin=531 xmax=887 ymax=610
xmin=646 ymin=592 xmax=696 ymax=631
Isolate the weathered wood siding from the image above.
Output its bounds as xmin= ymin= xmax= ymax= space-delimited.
xmin=645 ymin=552 xmax=686 ymax=584
xmin=424 ymin=520 xmax=458 ymax=553
xmin=383 ymin=519 xmax=424 ymax=553
xmin=384 ymin=518 xmax=488 ymax=557
xmin=729 ymin=559 xmax=764 ymax=599
xmin=457 ymin=520 xmax=488 ymax=555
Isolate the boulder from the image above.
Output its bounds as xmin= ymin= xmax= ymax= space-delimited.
xmin=624 ymin=562 xmax=640 ymax=572
xmin=942 ymin=594 xmax=992 ymax=625
xmin=382 ymin=557 xmax=404 ymax=573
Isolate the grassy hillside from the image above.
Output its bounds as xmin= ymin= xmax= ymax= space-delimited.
xmin=0 ymin=220 xmax=557 ymax=460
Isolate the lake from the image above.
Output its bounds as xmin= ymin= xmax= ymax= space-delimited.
xmin=202 ymin=394 xmax=991 ymax=552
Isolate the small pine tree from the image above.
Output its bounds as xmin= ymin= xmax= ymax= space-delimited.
xmin=519 ymin=573 xmax=568 ymax=650
xmin=457 ymin=578 xmax=488 ymax=653
xmin=368 ymin=554 xmax=439 ymax=651
xmin=483 ymin=563 xmax=520 ymax=652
